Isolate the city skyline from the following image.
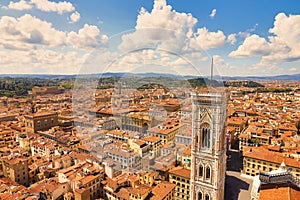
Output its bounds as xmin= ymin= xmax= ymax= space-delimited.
xmin=0 ymin=0 xmax=300 ymax=76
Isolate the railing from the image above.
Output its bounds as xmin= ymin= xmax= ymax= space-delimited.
xmin=259 ymin=171 xmax=300 ymax=189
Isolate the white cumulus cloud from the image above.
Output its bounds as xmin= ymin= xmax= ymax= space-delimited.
xmin=0 ymin=49 xmax=87 ymax=74
xmin=3 ymin=0 xmax=32 ymax=10
xmin=190 ymin=27 xmax=226 ymax=50
xmin=229 ymin=34 xmax=271 ymax=58
xmin=2 ymin=0 xmax=75 ymax=15
xmin=67 ymin=24 xmax=108 ymax=49
xmin=31 ymin=0 xmax=74 ymax=14
xmin=70 ymin=11 xmax=81 ymax=23
xmin=227 ymin=33 xmax=237 ymax=45
xmin=0 ymin=14 xmax=66 ymax=50
xmin=119 ymin=0 xmax=226 ymax=53
xmin=229 ymin=13 xmax=300 ymax=70
xmin=0 ymin=14 xmax=108 ymax=51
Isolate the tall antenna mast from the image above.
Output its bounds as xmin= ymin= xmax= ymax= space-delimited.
xmin=210 ymin=56 xmax=214 ymax=87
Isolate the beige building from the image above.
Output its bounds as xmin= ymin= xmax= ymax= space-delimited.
xmin=31 ymin=86 xmax=64 ymax=96
xmin=148 ymin=121 xmax=181 ymax=144
xmin=169 ymin=167 xmax=191 ymax=200
xmin=0 ymin=128 xmax=15 ymax=148
xmin=137 ymin=171 xmax=159 ymax=187
xmin=1 ymin=155 xmax=30 ymax=186
xmin=227 ymin=117 xmax=247 ymax=133
xmin=242 ymin=146 xmax=300 ymax=177
xmin=57 ymin=161 xmax=105 ymax=200
xmin=141 ymin=136 xmax=162 ymax=160
xmin=104 ymin=173 xmax=151 ymax=200
xmin=121 ymin=112 xmax=153 ymax=134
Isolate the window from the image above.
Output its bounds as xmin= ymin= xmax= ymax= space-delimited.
xmin=198 ymin=192 xmax=203 ymax=200
xmin=199 ymin=165 xmax=204 ymax=177
xmin=202 ymin=128 xmax=211 ymax=148
xmin=206 ymin=167 xmax=211 ymax=180
xmin=205 ymin=194 xmax=210 ymax=200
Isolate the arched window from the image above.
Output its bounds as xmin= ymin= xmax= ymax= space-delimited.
xmin=206 ymin=166 xmax=211 ymax=180
xmin=202 ymin=128 xmax=211 ymax=148
xmin=198 ymin=192 xmax=203 ymax=200
xmin=205 ymin=194 xmax=210 ymax=200
xmin=199 ymin=165 xmax=204 ymax=177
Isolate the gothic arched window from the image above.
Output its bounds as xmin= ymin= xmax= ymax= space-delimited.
xmin=198 ymin=192 xmax=203 ymax=200
xmin=199 ymin=165 xmax=204 ymax=177
xmin=206 ymin=166 xmax=211 ymax=180
xmin=201 ymin=127 xmax=211 ymax=148
xmin=205 ymin=194 xmax=210 ymax=200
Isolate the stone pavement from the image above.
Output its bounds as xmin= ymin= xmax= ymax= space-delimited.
xmin=225 ymin=171 xmax=253 ymax=200
xmin=225 ymin=149 xmax=253 ymax=200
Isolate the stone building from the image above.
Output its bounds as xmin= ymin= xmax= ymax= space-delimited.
xmin=190 ymin=92 xmax=227 ymax=200
xmin=169 ymin=167 xmax=191 ymax=200
xmin=24 ymin=112 xmax=58 ymax=132
xmin=31 ymin=86 xmax=64 ymax=96
xmin=1 ymin=155 xmax=30 ymax=186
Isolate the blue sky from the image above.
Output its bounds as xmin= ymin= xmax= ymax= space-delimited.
xmin=1 ymin=0 xmax=300 ymax=76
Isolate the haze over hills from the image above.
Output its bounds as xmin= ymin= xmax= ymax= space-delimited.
xmin=0 ymin=73 xmax=300 ymax=80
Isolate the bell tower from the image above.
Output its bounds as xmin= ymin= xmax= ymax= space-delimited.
xmin=190 ymin=92 xmax=227 ymax=200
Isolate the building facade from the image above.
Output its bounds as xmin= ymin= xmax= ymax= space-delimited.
xmin=169 ymin=167 xmax=191 ymax=200
xmin=242 ymin=146 xmax=300 ymax=177
xmin=190 ymin=92 xmax=227 ymax=200
xmin=1 ymin=155 xmax=30 ymax=186
xmin=24 ymin=112 xmax=59 ymax=132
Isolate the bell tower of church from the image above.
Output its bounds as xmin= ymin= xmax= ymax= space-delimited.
xmin=190 ymin=92 xmax=227 ymax=200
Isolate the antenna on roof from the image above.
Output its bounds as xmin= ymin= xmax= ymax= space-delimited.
xmin=210 ymin=56 xmax=214 ymax=87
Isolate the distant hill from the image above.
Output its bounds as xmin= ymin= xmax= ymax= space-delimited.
xmin=188 ymin=77 xmax=223 ymax=88
xmin=224 ymin=80 xmax=264 ymax=88
xmin=0 ymin=74 xmax=77 ymax=79
xmin=0 ymin=73 xmax=300 ymax=80
xmin=222 ymin=74 xmax=300 ymax=81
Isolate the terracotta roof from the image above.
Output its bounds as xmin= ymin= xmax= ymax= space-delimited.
xmin=169 ymin=167 xmax=191 ymax=179
xmin=151 ymin=181 xmax=176 ymax=200
xmin=128 ymin=184 xmax=151 ymax=196
xmin=24 ymin=111 xmax=57 ymax=118
xmin=142 ymin=136 xmax=160 ymax=143
xmin=135 ymin=140 xmax=147 ymax=147
xmin=243 ymin=146 xmax=300 ymax=168
xmin=259 ymin=185 xmax=300 ymax=200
